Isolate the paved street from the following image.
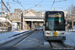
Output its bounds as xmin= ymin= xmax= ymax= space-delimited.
xmin=0 ymin=31 xmax=5 ymax=34
xmin=0 ymin=31 xmax=75 ymax=50
xmin=0 ymin=31 xmax=50 ymax=50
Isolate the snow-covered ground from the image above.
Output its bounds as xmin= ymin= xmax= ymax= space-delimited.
xmin=15 ymin=30 xmax=29 ymax=33
xmin=0 ymin=30 xmax=31 ymax=45
xmin=64 ymin=26 xmax=75 ymax=47
xmin=0 ymin=30 xmax=28 ymax=41
xmin=0 ymin=17 xmax=11 ymax=24
xmin=64 ymin=31 xmax=75 ymax=47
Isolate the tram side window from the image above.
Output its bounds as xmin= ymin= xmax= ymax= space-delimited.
xmin=45 ymin=22 xmax=49 ymax=30
xmin=46 ymin=22 xmax=48 ymax=27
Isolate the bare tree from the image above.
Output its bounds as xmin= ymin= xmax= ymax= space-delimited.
xmin=66 ymin=4 xmax=75 ymax=18
xmin=71 ymin=7 xmax=75 ymax=14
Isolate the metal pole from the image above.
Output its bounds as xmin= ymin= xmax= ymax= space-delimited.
xmin=9 ymin=7 xmax=10 ymax=20
xmin=72 ymin=15 xmax=74 ymax=30
xmin=1 ymin=0 xmax=3 ymax=12
xmin=6 ymin=3 xmax=9 ymax=33
xmin=21 ymin=13 xmax=23 ymax=30
xmin=1 ymin=0 xmax=10 ymax=11
xmin=1 ymin=0 xmax=3 ymax=32
xmin=31 ymin=21 xmax=33 ymax=30
xmin=54 ymin=7 xmax=55 ymax=11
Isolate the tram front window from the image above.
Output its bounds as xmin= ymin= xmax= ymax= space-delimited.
xmin=45 ymin=19 xmax=65 ymax=31
xmin=45 ymin=14 xmax=65 ymax=31
xmin=54 ymin=20 xmax=65 ymax=31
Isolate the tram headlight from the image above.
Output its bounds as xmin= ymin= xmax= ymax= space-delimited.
xmin=61 ymin=33 xmax=64 ymax=34
xmin=59 ymin=20 xmax=61 ymax=22
xmin=47 ymin=33 xmax=50 ymax=34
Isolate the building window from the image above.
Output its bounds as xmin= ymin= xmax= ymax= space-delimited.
xmin=16 ymin=13 xmax=18 ymax=15
xmin=16 ymin=10 xmax=18 ymax=12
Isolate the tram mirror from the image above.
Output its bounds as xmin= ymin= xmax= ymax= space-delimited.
xmin=65 ymin=24 xmax=67 ymax=26
xmin=64 ymin=20 xmax=67 ymax=26
xmin=64 ymin=20 xmax=65 ymax=23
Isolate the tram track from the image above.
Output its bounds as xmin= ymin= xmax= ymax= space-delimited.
xmin=0 ymin=31 xmax=35 ymax=49
xmin=49 ymin=41 xmax=75 ymax=50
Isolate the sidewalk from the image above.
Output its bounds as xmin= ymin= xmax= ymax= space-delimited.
xmin=66 ymin=29 xmax=75 ymax=32
xmin=66 ymin=25 xmax=75 ymax=32
xmin=68 ymin=29 xmax=75 ymax=32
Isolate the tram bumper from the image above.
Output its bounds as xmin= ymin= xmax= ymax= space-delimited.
xmin=44 ymin=36 xmax=66 ymax=40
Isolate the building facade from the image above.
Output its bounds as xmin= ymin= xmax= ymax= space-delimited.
xmin=23 ymin=9 xmax=44 ymax=30
xmin=14 ymin=9 xmax=22 ymax=18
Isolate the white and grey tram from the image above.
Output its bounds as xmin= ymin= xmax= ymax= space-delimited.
xmin=43 ymin=11 xmax=66 ymax=41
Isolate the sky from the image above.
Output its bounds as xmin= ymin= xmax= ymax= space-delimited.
xmin=0 ymin=0 xmax=75 ymax=13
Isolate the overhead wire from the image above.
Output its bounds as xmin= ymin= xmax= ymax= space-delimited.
xmin=18 ymin=2 xmax=25 ymax=10
xmin=50 ymin=0 xmax=67 ymax=10
xmin=13 ymin=0 xmax=44 ymax=10
xmin=19 ymin=0 xmax=49 ymax=3
xmin=28 ymin=0 xmax=44 ymax=9
xmin=36 ymin=0 xmax=44 ymax=5
xmin=50 ymin=0 xmax=55 ymax=10
xmin=13 ymin=0 xmax=67 ymax=10
xmin=13 ymin=0 xmax=25 ymax=10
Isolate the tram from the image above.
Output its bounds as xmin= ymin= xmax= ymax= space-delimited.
xmin=43 ymin=11 xmax=66 ymax=40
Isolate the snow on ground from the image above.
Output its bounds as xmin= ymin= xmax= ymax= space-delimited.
xmin=0 ymin=17 xmax=12 ymax=24
xmin=64 ymin=25 xmax=75 ymax=47
xmin=64 ymin=31 xmax=75 ymax=46
xmin=0 ymin=30 xmax=31 ymax=44
xmin=15 ymin=30 xmax=29 ymax=33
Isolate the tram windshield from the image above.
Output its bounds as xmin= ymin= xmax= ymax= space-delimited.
xmin=45 ymin=13 xmax=65 ymax=31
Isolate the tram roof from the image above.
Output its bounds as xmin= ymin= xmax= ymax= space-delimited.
xmin=45 ymin=11 xmax=64 ymax=13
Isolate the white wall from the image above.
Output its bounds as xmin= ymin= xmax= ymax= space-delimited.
xmin=23 ymin=11 xmax=36 ymax=16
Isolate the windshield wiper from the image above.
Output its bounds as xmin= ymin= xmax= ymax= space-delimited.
xmin=50 ymin=23 xmax=52 ymax=26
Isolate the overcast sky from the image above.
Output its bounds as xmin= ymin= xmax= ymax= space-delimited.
xmin=0 ymin=0 xmax=75 ymax=13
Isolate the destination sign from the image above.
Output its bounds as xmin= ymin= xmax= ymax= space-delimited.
xmin=48 ymin=14 xmax=62 ymax=17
